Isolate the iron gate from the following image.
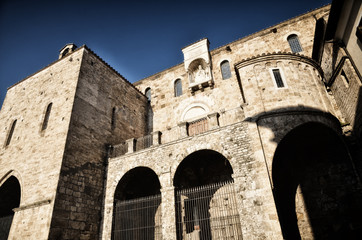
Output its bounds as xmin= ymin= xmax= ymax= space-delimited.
xmin=176 ymin=181 xmax=242 ymax=240
xmin=112 ymin=194 xmax=162 ymax=240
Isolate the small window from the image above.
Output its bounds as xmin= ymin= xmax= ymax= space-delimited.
xmin=111 ymin=107 xmax=116 ymax=130
xmin=287 ymin=34 xmax=303 ymax=53
xmin=221 ymin=60 xmax=232 ymax=79
xmin=271 ymin=69 xmax=286 ymax=88
xmin=174 ymin=79 xmax=182 ymax=97
xmin=42 ymin=103 xmax=52 ymax=131
xmin=145 ymin=88 xmax=151 ymax=102
xmin=5 ymin=120 xmax=17 ymax=146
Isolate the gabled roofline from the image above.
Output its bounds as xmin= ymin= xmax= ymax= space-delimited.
xmin=7 ymin=45 xmax=145 ymax=97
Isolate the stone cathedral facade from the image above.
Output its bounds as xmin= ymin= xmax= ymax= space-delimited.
xmin=1 ymin=1 xmax=362 ymax=239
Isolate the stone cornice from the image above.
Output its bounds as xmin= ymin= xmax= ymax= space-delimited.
xmin=235 ymin=52 xmax=323 ymax=77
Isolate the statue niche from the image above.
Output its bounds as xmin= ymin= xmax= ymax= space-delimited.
xmin=187 ymin=59 xmax=213 ymax=90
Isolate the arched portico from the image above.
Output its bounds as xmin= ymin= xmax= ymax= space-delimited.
xmin=174 ymin=149 xmax=242 ymax=240
xmin=272 ymin=122 xmax=361 ymax=239
xmin=111 ymin=167 xmax=162 ymax=240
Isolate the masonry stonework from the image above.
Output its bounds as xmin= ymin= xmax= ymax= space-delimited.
xmin=1 ymin=2 xmax=362 ymax=240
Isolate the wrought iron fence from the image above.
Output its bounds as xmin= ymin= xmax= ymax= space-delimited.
xmin=188 ymin=118 xmax=208 ymax=136
xmin=136 ymin=134 xmax=153 ymax=151
xmin=176 ymin=181 xmax=242 ymax=240
xmin=111 ymin=142 xmax=128 ymax=157
xmin=113 ymin=194 xmax=162 ymax=240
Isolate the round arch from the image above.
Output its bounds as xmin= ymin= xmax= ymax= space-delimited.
xmin=114 ymin=166 xmax=161 ymax=201
xmin=173 ymin=149 xmax=242 ymax=239
xmin=111 ymin=167 xmax=162 ymax=240
xmin=0 ymin=175 xmax=21 ymax=240
xmin=173 ymin=149 xmax=233 ymax=189
xmin=272 ymin=122 xmax=360 ymax=239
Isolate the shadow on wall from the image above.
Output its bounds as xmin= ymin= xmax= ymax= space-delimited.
xmin=246 ymin=107 xmax=362 ymax=239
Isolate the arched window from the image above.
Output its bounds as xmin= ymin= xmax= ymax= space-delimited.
xmin=145 ymin=88 xmax=151 ymax=102
xmin=220 ymin=60 xmax=231 ymax=79
xmin=174 ymin=79 xmax=182 ymax=97
xmin=41 ymin=103 xmax=52 ymax=131
xmin=271 ymin=68 xmax=286 ymax=88
xmin=5 ymin=119 xmax=17 ymax=146
xmin=287 ymin=34 xmax=303 ymax=53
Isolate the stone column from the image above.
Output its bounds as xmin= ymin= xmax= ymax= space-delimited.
xmin=160 ymin=186 xmax=177 ymax=240
xmin=152 ymin=131 xmax=162 ymax=145
xmin=178 ymin=122 xmax=188 ymax=138
xmin=207 ymin=112 xmax=219 ymax=130
xmin=126 ymin=138 xmax=136 ymax=154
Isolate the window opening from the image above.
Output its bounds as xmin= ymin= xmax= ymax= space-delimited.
xmin=287 ymin=34 xmax=303 ymax=53
xmin=111 ymin=107 xmax=116 ymax=130
xmin=174 ymin=79 xmax=183 ymax=97
xmin=221 ymin=60 xmax=231 ymax=79
xmin=145 ymin=88 xmax=151 ymax=102
xmin=5 ymin=120 xmax=17 ymax=146
xmin=272 ymin=69 xmax=285 ymax=88
xmin=42 ymin=103 xmax=52 ymax=131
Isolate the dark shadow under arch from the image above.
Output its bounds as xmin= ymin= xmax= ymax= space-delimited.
xmin=272 ymin=122 xmax=362 ymax=239
xmin=0 ymin=176 xmax=21 ymax=239
xmin=174 ymin=150 xmax=241 ymax=240
xmin=174 ymin=149 xmax=233 ymax=189
xmin=112 ymin=167 xmax=161 ymax=240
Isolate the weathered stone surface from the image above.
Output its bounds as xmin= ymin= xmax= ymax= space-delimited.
xmin=1 ymin=3 xmax=362 ymax=240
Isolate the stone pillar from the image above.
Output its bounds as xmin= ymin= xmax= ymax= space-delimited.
xmin=178 ymin=122 xmax=188 ymax=138
xmin=160 ymin=186 xmax=177 ymax=240
xmin=207 ymin=112 xmax=219 ymax=130
xmin=126 ymin=138 xmax=136 ymax=154
xmin=152 ymin=131 xmax=162 ymax=145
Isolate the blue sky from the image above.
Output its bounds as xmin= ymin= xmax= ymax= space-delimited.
xmin=0 ymin=0 xmax=330 ymax=107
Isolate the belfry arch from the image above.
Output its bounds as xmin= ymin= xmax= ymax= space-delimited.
xmin=112 ymin=167 xmax=162 ymax=240
xmin=272 ymin=122 xmax=361 ymax=239
xmin=174 ymin=149 xmax=242 ymax=239
xmin=0 ymin=176 xmax=21 ymax=239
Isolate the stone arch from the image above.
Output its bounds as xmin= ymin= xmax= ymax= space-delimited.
xmin=272 ymin=122 xmax=361 ymax=239
xmin=111 ymin=167 xmax=162 ymax=240
xmin=0 ymin=170 xmax=23 ymax=202
xmin=114 ymin=166 xmax=161 ymax=201
xmin=257 ymin=111 xmax=342 ymax=147
xmin=181 ymin=103 xmax=209 ymax=122
xmin=173 ymin=149 xmax=233 ymax=189
xmin=173 ymin=149 xmax=242 ymax=239
xmin=0 ymin=173 xmax=21 ymax=240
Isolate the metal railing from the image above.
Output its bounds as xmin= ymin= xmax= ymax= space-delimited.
xmin=176 ymin=181 xmax=242 ymax=240
xmin=111 ymin=142 xmax=128 ymax=157
xmin=135 ymin=134 xmax=153 ymax=151
xmin=113 ymin=194 xmax=162 ymax=240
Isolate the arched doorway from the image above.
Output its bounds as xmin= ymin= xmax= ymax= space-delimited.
xmin=0 ymin=176 xmax=21 ymax=239
xmin=174 ymin=150 xmax=242 ymax=239
xmin=112 ymin=167 xmax=162 ymax=240
xmin=272 ymin=122 xmax=361 ymax=239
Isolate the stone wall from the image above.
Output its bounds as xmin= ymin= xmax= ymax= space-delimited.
xmin=133 ymin=6 xmax=331 ymax=136
xmin=48 ymin=47 xmax=148 ymax=239
xmin=0 ymin=49 xmax=83 ymax=239
xmin=102 ymin=121 xmax=283 ymax=239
